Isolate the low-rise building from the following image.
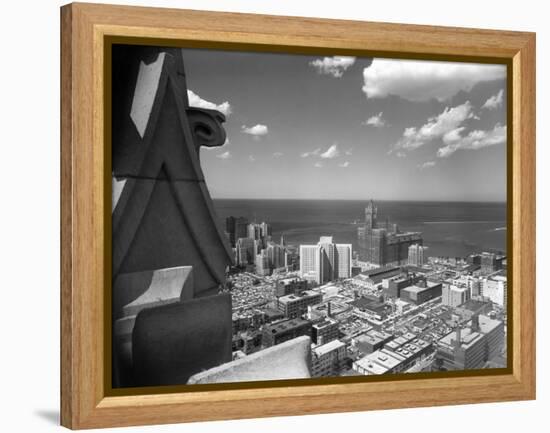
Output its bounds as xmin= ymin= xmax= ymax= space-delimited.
xmin=262 ymin=318 xmax=312 ymax=347
xmin=311 ymin=317 xmax=339 ymax=345
xmin=311 ymin=339 xmax=347 ymax=377
xmin=400 ymin=281 xmax=442 ymax=305
xmin=277 ymin=290 xmax=323 ymax=319
xmin=436 ymin=315 xmax=504 ymax=370
xmin=353 ymin=330 xmax=394 ymax=354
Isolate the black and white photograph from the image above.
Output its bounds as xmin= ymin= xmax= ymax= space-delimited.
xmin=111 ymin=44 xmax=508 ymax=388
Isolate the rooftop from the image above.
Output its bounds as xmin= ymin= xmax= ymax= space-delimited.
xmin=457 ymin=299 xmax=491 ymax=312
xmin=313 ymin=339 xmax=346 ymax=356
xmin=266 ymin=318 xmax=311 ymax=334
xmin=278 ymin=290 xmax=320 ymax=303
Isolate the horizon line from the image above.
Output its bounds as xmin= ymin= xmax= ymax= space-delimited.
xmin=211 ymin=197 xmax=507 ymax=204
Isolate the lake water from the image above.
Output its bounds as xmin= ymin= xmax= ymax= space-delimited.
xmin=212 ymin=199 xmax=507 ymax=258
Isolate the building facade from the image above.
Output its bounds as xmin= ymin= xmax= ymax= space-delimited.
xmin=299 ymin=237 xmax=352 ymax=284
xmin=277 ymin=290 xmax=323 ymax=319
xmin=311 ymin=339 xmax=347 ymax=377
xmin=358 ymin=200 xmax=423 ymax=266
xmin=408 ymin=243 xmax=427 ymax=267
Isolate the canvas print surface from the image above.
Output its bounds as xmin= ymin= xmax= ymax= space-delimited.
xmin=111 ymin=45 xmax=508 ymax=388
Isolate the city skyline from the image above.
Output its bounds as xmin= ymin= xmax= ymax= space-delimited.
xmin=182 ymin=48 xmax=507 ymax=202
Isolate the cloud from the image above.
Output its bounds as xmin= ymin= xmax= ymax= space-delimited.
xmin=339 ymin=161 xmax=350 ymax=168
xmin=394 ymin=101 xmax=476 ymax=151
xmin=187 ymin=90 xmax=231 ymax=116
xmin=216 ymin=151 xmax=231 ymax=159
xmin=362 ymin=59 xmax=505 ymax=101
xmin=482 ymin=89 xmax=504 ymax=110
xmin=314 ymin=161 xmax=324 ymax=168
xmin=437 ymin=123 xmax=506 ymax=158
xmin=395 ymin=151 xmax=407 ymax=158
xmin=309 ymin=56 xmax=356 ymax=78
xmin=320 ymin=143 xmax=340 ymax=159
xmin=418 ymin=161 xmax=436 ymax=170
xmin=248 ymin=155 xmax=256 ymax=162
xmin=364 ymin=112 xmax=386 ymax=127
xmin=301 ymin=148 xmax=321 ymax=158
xmin=273 ymin=152 xmax=284 ymax=158
xmin=241 ymin=124 xmax=269 ymax=138
xmin=344 ymin=148 xmax=353 ymax=156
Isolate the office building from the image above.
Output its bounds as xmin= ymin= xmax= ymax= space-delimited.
xmin=353 ymin=330 xmax=394 ymax=354
xmin=247 ymin=223 xmax=261 ymax=241
xmin=255 ymin=250 xmax=270 ymax=276
xmin=261 ymin=318 xmax=312 ymax=347
xmin=400 ymin=280 xmax=442 ymax=305
xmin=382 ymin=274 xmax=419 ymax=298
xmin=311 ymin=317 xmax=339 ymax=345
xmin=442 ymin=282 xmax=471 ymax=308
xmin=311 ymin=339 xmax=347 ymax=377
xmin=481 ymin=252 xmax=505 ymax=275
xmin=358 ymin=200 xmax=423 ymax=266
xmin=235 ymin=237 xmax=258 ymax=266
xmin=267 ymin=243 xmax=287 ymax=270
xmin=275 ymin=277 xmax=308 ymax=297
xmin=408 ymin=244 xmax=427 ymax=266
xmin=353 ymin=337 xmax=432 ymax=375
xmin=225 ymin=216 xmax=248 ymax=247
xmin=482 ymin=275 xmax=507 ymax=308
xmin=436 ymin=315 xmax=504 ymax=370
xmin=300 ymin=237 xmax=352 ymax=284
xmin=277 ymin=290 xmax=323 ymax=319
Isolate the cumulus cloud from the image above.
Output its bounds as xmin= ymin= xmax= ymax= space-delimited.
xmin=320 ymin=143 xmax=340 ymax=159
xmin=314 ymin=161 xmax=324 ymax=168
xmin=418 ymin=161 xmax=436 ymax=170
xmin=339 ymin=161 xmax=350 ymax=168
xmin=216 ymin=151 xmax=231 ymax=159
xmin=273 ymin=152 xmax=283 ymax=158
xmin=187 ymin=90 xmax=232 ymax=116
xmin=248 ymin=155 xmax=256 ymax=162
xmin=394 ymin=101 xmax=476 ymax=151
xmin=362 ymin=59 xmax=505 ymax=102
xmin=241 ymin=124 xmax=269 ymax=137
xmin=395 ymin=151 xmax=407 ymax=158
xmin=345 ymin=148 xmax=353 ymax=156
xmin=309 ymin=56 xmax=356 ymax=78
xmin=363 ymin=112 xmax=386 ymax=127
xmin=482 ymin=89 xmax=504 ymax=110
xmin=301 ymin=148 xmax=321 ymax=158
xmin=437 ymin=123 xmax=506 ymax=158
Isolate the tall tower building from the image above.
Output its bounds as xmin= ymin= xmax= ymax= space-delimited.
xmin=300 ymin=237 xmax=352 ymax=284
xmin=247 ymin=223 xmax=261 ymax=241
xmin=225 ymin=216 xmax=248 ymax=247
xmin=408 ymin=244 xmax=427 ymax=266
xmin=260 ymin=222 xmax=272 ymax=238
xmin=358 ymin=200 xmax=422 ymax=266
xmin=365 ymin=199 xmax=378 ymax=231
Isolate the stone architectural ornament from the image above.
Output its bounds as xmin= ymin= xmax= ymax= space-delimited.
xmin=111 ymin=46 xmax=234 ymax=387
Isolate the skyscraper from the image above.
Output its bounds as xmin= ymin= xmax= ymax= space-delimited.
xmin=358 ymin=200 xmax=422 ymax=266
xmin=255 ymin=249 xmax=270 ymax=276
xmin=408 ymin=244 xmax=427 ymax=266
xmin=365 ymin=199 xmax=377 ymax=230
xmin=225 ymin=216 xmax=248 ymax=247
xmin=236 ymin=237 xmax=258 ymax=266
xmin=247 ymin=223 xmax=261 ymax=241
xmin=299 ymin=237 xmax=352 ymax=284
xmin=267 ymin=243 xmax=287 ymax=270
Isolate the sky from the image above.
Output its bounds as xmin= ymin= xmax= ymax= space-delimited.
xmin=181 ymin=48 xmax=507 ymax=202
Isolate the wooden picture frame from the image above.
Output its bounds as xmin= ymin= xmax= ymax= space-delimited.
xmin=61 ymin=2 xmax=536 ymax=429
